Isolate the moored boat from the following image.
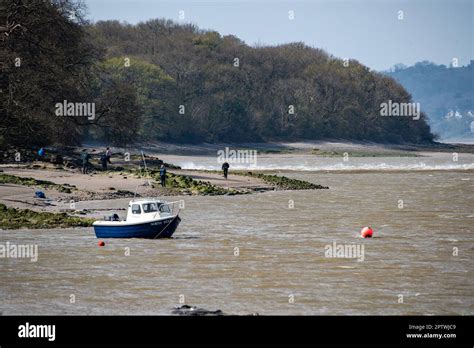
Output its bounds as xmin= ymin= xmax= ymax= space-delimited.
xmin=93 ymin=199 xmax=181 ymax=239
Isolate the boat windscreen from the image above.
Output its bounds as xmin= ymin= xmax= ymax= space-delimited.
xmin=131 ymin=204 xmax=142 ymax=214
xmin=158 ymin=203 xmax=171 ymax=213
xmin=142 ymin=202 xmax=158 ymax=213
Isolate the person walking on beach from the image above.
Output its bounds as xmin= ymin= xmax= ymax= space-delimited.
xmin=159 ymin=164 xmax=167 ymax=187
xmin=105 ymin=147 xmax=112 ymax=164
xmin=81 ymin=149 xmax=91 ymax=174
xmin=222 ymin=162 xmax=230 ymax=179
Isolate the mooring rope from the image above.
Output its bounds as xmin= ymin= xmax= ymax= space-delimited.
xmin=153 ymin=215 xmax=178 ymax=239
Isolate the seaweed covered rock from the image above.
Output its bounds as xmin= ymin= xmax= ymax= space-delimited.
xmin=133 ymin=169 xmax=246 ymax=196
xmin=172 ymin=305 xmax=225 ymax=316
xmin=0 ymin=203 xmax=94 ymax=229
xmin=165 ymin=172 xmax=242 ymax=195
xmin=245 ymin=172 xmax=329 ymax=190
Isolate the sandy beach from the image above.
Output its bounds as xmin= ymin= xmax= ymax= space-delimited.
xmin=0 ymin=156 xmax=274 ymax=217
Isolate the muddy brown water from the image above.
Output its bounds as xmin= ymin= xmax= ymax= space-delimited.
xmin=0 ymin=156 xmax=473 ymax=315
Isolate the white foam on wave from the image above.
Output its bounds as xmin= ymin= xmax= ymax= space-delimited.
xmin=177 ymin=161 xmax=474 ymax=172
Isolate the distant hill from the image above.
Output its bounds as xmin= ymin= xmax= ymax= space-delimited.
xmin=386 ymin=61 xmax=474 ymax=141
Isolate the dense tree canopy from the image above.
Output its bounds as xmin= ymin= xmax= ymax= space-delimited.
xmin=0 ymin=1 xmax=435 ymax=150
xmin=0 ymin=0 xmax=101 ymax=148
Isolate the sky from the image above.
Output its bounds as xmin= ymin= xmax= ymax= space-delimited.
xmin=83 ymin=0 xmax=473 ymax=71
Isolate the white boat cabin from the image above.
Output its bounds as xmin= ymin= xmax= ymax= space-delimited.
xmin=126 ymin=199 xmax=173 ymax=222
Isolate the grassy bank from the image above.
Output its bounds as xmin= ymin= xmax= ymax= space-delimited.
xmin=0 ymin=173 xmax=76 ymax=193
xmin=0 ymin=203 xmax=94 ymax=229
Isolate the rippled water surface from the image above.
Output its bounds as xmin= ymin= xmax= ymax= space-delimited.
xmin=1 ymin=155 xmax=473 ymax=315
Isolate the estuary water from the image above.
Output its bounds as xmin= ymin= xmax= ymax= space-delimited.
xmin=0 ymin=153 xmax=473 ymax=315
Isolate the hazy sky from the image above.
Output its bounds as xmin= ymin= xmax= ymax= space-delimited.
xmin=84 ymin=0 xmax=473 ymax=71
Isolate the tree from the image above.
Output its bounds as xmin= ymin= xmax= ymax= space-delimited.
xmin=0 ymin=0 xmax=102 ymax=149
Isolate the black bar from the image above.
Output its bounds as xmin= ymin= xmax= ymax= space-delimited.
xmin=0 ymin=316 xmax=472 ymax=346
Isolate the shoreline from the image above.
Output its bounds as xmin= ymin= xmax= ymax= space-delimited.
xmin=1 ymin=141 xmax=473 ymax=230
xmin=0 ymin=156 xmax=328 ymax=229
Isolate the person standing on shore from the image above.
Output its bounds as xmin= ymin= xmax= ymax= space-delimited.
xmin=37 ymin=147 xmax=45 ymax=160
xmin=81 ymin=149 xmax=91 ymax=174
xmin=222 ymin=162 xmax=230 ymax=179
xmin=105 ymin=147 xmax=112 ymax=164
xmin=160 ymin=164 xmax=167 ymax=187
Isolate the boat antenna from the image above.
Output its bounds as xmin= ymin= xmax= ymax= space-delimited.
xmin=141 ymin=150 xmax=152 ymax=187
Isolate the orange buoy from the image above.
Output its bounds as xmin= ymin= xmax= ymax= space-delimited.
xmin=98 ymin=240 xmax=105 ymax=247
xmin=360 ymin=227 xmax=373 ymax=238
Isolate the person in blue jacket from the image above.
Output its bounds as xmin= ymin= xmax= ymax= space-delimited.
xmin=37 ymin=147 xmax=45 ymax=160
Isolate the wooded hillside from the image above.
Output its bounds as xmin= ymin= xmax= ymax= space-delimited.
xmin=0 ymin=0 xmax=435 ymax=149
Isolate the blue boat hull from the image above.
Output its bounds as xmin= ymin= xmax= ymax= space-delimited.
xmin=94 ymin=216 xmax=181 ymax=239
